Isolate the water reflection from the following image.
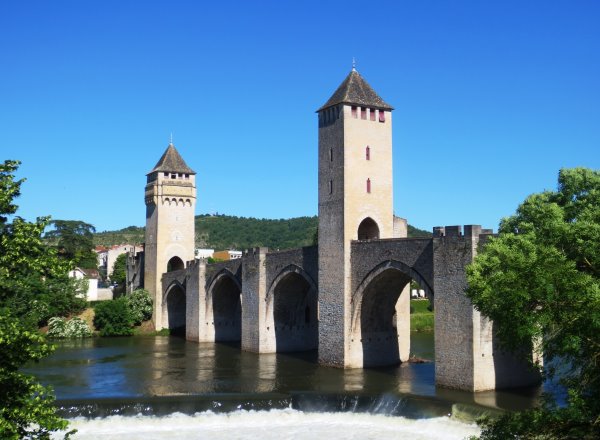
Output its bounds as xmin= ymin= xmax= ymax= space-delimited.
xmin=25 ymin=333 xmax=541 ymax=411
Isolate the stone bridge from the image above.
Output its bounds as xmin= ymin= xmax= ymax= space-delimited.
xmin=156 ymin=225 xmax=539 ymax=392
xmin=137 ymin=68 xmax=543 ymax=393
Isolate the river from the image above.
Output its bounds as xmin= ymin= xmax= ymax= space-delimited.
xmin=24 ymin=333 xmax=542 ymax=439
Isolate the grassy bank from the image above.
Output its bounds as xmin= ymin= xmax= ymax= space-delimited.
xmin=411 ymin=299 xmax=434 ymax=332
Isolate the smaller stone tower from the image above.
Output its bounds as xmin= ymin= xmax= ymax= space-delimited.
xmin=144 ymin=142 xmax=196 ymax=330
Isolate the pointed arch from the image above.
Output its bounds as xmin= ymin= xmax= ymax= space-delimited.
xmin=351 ymin=259 xmax=433 ymax=333
xmin=266 ymin=264 xmax=318 ymax=352
xmin=357 ymin=217 xmax=379 ymax=240
xmin=206 ymin=268 xmax=242 ymax=342
xmin=163 ymin=281 xmax=186 ymax=335
xmin=167 ymin=256 xmax=185 ymax=272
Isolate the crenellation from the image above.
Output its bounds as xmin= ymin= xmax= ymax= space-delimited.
xmin=432 ymin=226 xmax=445 ymax=237
xmin=444 ymin=225 xmax=462 ymax=237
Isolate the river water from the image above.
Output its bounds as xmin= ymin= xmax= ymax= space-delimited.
xmin=24 ymin=334 xmax=542 ymax=439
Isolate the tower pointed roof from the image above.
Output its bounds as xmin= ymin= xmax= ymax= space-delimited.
xmin=148 ymin=143 xmax=196 ymax=175
xmin=318 ymin=69 xmax=393 ymax=112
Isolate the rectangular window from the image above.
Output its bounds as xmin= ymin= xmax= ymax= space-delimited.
xmin=171 ymin=174 xmax=176 ymax=179
xmin=367 ymin=178 xmax=371 ymax=193
xmin=164 ymin=172 xmax=169 ymax=177
xmin=361 ymin=107 xmax=367 ymax=119
xmin=351 ymin=106 xmax=357 ymax=118
xmin=329 ymin=148 xmax=333 ymax=161
xmin=370 ymin=108 xmax=376 ymax=121
xmin=329 ymin=180 xmax=333 ymax=194
xmin=379 ymin=110 xmax=386 ymax=123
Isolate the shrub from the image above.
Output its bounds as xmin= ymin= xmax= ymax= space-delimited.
xmin=93 ymin=298 xmax=134 ymax=336
xmin=126 ymin=289 xmax=153 ymax=325
xmin=47 ymin=317 xmax=92 ymax=338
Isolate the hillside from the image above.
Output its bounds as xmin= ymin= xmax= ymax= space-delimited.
xmin=93 ymin=215 xmax=431 ymax=249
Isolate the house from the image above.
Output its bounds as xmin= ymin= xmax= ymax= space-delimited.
xmin=95 ymin=244 xmax=144 ymax=280
xmin=68 ymin=267 xmax=99 ymax=301
xmin=212 ymin=250 xmax=242 ymax=261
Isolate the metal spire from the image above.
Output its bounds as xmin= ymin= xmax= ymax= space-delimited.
xmin=352 ymin=57 xmax=356 ymax=71
xmin=169 ymin=133 xmax=173 ymax=146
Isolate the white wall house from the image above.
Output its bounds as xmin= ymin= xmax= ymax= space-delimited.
xmin=68 ymin=268 xmax=99 ymax=301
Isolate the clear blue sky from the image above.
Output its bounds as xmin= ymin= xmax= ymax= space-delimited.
xmin=2 ymin=1 xmax=599 ymax=233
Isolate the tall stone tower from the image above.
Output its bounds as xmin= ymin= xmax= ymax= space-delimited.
xmin=144 ymin=142 xmax=196 ymax=330
xmin=317 ymin=68 xmax=395 ymax=367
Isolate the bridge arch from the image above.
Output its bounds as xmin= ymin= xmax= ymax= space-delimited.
xmin=266 ymin=265 xmax=318 ymax=352
xmin=350 ymin=260 xmax=434 ymax=367
xmin=206 ymin=269 xmax=242 ymax=342
xmin=163 ymin=281 xmax=186 ymax=336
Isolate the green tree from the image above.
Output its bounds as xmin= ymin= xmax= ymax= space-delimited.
xmin=0 ymin=311 xmax=75 ymax=439
xmin=45 ymin=220 xmax=97 ymax=269
xmin=466 ymin=168 xmax=600 ymax=439
xmin=111 ymin=252 xmax=127 ymax=285
xmin=0 ymin=160 xmax=77 ymax=438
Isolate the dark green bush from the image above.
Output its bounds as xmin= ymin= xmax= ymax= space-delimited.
xmin=93 ymin=298 xmax=134 ymax=336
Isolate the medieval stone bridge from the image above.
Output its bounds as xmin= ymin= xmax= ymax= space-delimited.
xmin=155 ymin=225 xmax=539 ymax=392
xmin=136 ymin=68 xmax=540 ymax=393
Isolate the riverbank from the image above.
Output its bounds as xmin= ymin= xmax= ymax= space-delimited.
xmin=410 ymin=299 xmax=434 ymax=332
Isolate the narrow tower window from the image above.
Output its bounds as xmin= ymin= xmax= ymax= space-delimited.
xmin=367 ymin=178 xmax=371 ymax=193
xmin=329 ymin=148 xmax=333 ymax=161
xmin=351 ymin=106 xmax=357 ymax=118
xmin=329 ymin=180 xmax=333 ymax=194
xmin=370 ymin=108 xmax=376 ymax=121
xmin=379 ymin=110 xmax=386 ymax=123
xmin=366 ymin=146 xmax=370 ymax=160
xmin=361 ymin=107 xmax=367 ymax=120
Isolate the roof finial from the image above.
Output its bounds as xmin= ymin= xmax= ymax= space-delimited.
xmin=352 ymin=57 xmax=357 ymax=71
xmin=169 ymin=133 xmax=173 ymax=146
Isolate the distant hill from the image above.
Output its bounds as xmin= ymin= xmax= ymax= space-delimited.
xmin=93 ymin=215 xmax=431 ymax=249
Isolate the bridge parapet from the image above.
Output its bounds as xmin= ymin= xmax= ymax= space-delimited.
xmin=433 ymin=225 xmax=494 ymax=238
xmin=350 ymin=238 xmax=434 ymax=297
xmin=161 ymin=269 xmax=187 ymax=290
xmin=264 ymin=245 xmax=318 ymax=293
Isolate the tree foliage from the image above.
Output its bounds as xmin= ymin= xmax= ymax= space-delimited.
xmin=45 ymin=220 xmax=97 ymax=269
xmin=0 ymin=160 xmax=78 ymax=438
xmin=93 ymin=214 xmax=432 ymax=249
xmin=0 ymin=311 xmax=75 ymax=439
xmin=93 ymin=297 xmax=134 ymax=336
xmin=111 ymin=252 xmax=127 ymax=285
xmin=466 ymin=167 xmax=600 ymax=439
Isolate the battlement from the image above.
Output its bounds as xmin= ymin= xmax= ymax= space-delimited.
xmin=243 ymin=247 xmax=269 ymax=257
xmin=432 ymin=225 xmax=494 ymax=238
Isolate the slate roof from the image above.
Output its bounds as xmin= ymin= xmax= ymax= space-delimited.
xmin=318 ymin=69 xmax=393 ymax=112
xmin=148 ymin=144 xmax=196 ymax=175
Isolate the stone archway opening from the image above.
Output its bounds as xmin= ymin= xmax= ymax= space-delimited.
xmin=211 ymin=275 xmax=242 ymax=342
xmin=273 ymin=272 xmax=318 ymax=353
xmin=356 ymin=268 xmax=412 ymax=367
xmin=166 ymin=284 xmax=186 ymax=337
xmin=167 ymin=256 xmax=185 ymax=272
xmin=357 ymin=217 xmax=380 ymax=240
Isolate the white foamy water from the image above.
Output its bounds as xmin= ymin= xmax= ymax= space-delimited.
xmin=52 ymin=409 xmax=480 ymax=440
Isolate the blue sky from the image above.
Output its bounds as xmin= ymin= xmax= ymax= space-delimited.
xmin=2 ymin=1 xmax=599 ymax=233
